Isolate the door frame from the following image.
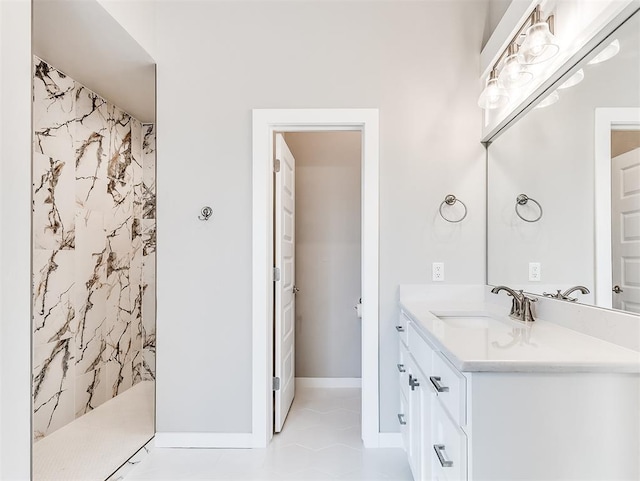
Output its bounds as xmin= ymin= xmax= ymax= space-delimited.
xmin=594 ymin=107 xmax=640 ymax=308
xmin=251 ymin=109 xmax=379 ymax=448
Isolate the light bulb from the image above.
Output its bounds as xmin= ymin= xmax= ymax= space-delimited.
xmin=499 ymin=49 xmax=534 ymax=89
xmin=558 ymin=69 xmax=584 ymax=89
xmin=478 ymin=71 xmax=509 ymax=110
xmin=518 ymin=22 xmax=559 ymax=65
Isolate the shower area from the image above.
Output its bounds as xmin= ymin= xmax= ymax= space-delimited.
xmin=30 ymin=1 xmax=156 ymax=479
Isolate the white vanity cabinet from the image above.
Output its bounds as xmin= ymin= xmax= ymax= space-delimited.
xmin=397 ymin=312 xmax=426 ymax=479
xmin=397 ymin=309 xmax=640 ymax=481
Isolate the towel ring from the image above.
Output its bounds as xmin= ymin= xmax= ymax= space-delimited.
xmin=515 ymin=194 xmax=543 ymax=222
xmin=439 ymin=194 xmax=467 ymax=223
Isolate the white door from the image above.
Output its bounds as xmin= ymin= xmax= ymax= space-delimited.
xmin=274 ymin=133 xmax=296 ymax=432
xmin=611 ymin=146 xmax=640 ymax=312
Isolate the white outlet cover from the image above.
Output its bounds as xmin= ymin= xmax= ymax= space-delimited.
xmin=529 ymin=262 xmax=541 ymax=281
xmin=432 ymin=262 xmax=444 ymax=282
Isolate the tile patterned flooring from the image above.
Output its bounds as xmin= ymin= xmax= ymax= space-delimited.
xmin=124 ymin=387 xmax=412 ymax=480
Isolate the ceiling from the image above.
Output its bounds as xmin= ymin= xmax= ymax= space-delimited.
xmin=33 ymin=0 xmax=156 ymax=123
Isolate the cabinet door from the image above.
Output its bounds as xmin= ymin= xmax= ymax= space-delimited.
xmin=406 ymin=355 xmax=435 ymax=481
xmin=431 ymin=400 xmax=467 ymax=481
xmin=407 ymin=356 xmax=423 ymax=480
xmin=399 ymin=394 xmax=409 ymax=453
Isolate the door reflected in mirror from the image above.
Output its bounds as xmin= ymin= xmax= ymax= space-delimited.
xmin=610 ymin=128 xmax=640 ymax=312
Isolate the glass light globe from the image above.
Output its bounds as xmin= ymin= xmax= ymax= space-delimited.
xmin=518 ymin=22 xmax=560 ymax=65
xmin=478 ymin=76 xmax=509 ymax=110
xmin=535 ymin=90 xmax=560 ymax=109
xmin=558 ymin=69 xmax=584 ymax=90
xmin=588 ymin=39 xmax=620 ymax=65
xmin=499 ymin=52 xmax=534 ymax=89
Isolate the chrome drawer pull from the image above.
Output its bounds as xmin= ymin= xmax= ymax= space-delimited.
xmin=409 ymin=375 xmax=420 ymax=391
xmin=397 ymin=414 xmax=407 ymax=425
xmin=429 ymin=376 xmax=449 ymax=392
xmin=397 ymin=363 xmax=406 ymax=373
xmin=395 ymin=325 xmax=405 ymax=332
xmin=434 ymin=444 xmax=453 ymax=467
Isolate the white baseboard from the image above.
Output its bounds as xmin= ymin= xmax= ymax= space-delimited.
xmin=295 ymin=377 xmax=362 ymax=388
xmin=154 ymin=432 xmax=253 ymax=448
xmin=377 ymin=433 xmax=403 ymax=448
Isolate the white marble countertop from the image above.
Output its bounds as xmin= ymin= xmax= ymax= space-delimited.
xmin=400 ymin=299 xmax=640 ymax=373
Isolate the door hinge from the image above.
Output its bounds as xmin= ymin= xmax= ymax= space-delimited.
xmin=273 ymin=267 xmax=280 ymax=282
xmin=272 ymin=376 xmax=280 ymax=391
xmin=274 ymin=158 xmax=281 ymax=173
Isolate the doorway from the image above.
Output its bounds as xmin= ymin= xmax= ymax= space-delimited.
xmin=594 ymin=108 xmax=640 ymax=310
xmin=273 ymin=131 xmax=363 ymax=433
xmin=252 ymin=109 xmax=380 ymax=448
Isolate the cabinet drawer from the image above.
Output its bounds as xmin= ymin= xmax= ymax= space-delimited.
xmin=407 ymin=322 xmax=434 ymax=376
xmin=396 ymin=311 xmax=410 ymax=347
xmin=431 ymin=400 xmax=467 ymax=481
xmin=431 ymin=351 xmax=466 ymax=426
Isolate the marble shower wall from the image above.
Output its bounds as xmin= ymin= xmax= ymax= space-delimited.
xmin=32 ymin=58 xmax=155 ymax=440
xmin=142 ymin=124 xmax=156 ymax=381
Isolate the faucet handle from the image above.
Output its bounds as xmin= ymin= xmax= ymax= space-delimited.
xmin=521 ymin=295 xmax=537 ymax=323
xmin=509 ymin=297 xmax=520 ymax=317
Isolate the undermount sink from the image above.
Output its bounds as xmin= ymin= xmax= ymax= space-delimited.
xmin=436 ymin=315 xmax=493 ymax=328
xmin=432 ymin=312 xmax=524 ymax=329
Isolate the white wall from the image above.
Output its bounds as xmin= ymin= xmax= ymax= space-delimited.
xmin=153 ymin=0 xmax=488 ymax=435
xmin=0 ymin=0 xmax=32 ymax=478
xmin=97 ymin=0 xmax=158 ymax=60
xmin=285 ymin=131 xmax=362 ymax=379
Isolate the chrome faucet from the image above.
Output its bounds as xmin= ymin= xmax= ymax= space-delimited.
xmin=543 ymin=286 xmax=590 ymax=302
xmin=491 ymin=286 xmax=537 ymax=323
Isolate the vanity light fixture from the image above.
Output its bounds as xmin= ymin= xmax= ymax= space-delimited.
xmin=498 ymin=44 xmax=534 ymax=89
xmin=517 ymin=6 xmax=559 ymax=65
xmin=478 ymin=69 xmax=510 ymax=109
xmin=588 ymin=39 xmax=620 ymax=65
xmin=558 ymin=69 xmax=584 ymax=89
xmin=478 ymin=4 xmax=558 ymax=110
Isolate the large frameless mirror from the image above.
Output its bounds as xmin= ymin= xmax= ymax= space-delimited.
xmin=486 ymin=9 xmax=640 ymax=314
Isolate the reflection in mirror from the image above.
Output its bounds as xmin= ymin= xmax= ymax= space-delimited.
xmin=487 ymin=10 xmax=640 ymax=314
xmin=31 ymin=1 xmax=156 ymax=480
xmin=606 ymin=125 xmax=640 ymax=312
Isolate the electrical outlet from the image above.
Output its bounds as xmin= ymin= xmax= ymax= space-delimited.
xmin=432 ymin=262 xmax=445 ymax=282
xmin=529 ymin=262 xmax=541 ymax=281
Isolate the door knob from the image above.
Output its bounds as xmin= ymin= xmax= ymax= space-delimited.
xmin=612 ymin=285 xmax=624 ymax=294
xmin=293 ymin=285 xmax=300 ymax=295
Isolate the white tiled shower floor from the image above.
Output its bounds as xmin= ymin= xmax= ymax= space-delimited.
xmin=123 ymin=387 xmax=412 ymax=480
xmin=33 ymin=380 xmax=155 ymax=481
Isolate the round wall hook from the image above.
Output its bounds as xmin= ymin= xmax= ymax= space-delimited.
xmin=198 ymin=206 xmax=213 ymax=221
